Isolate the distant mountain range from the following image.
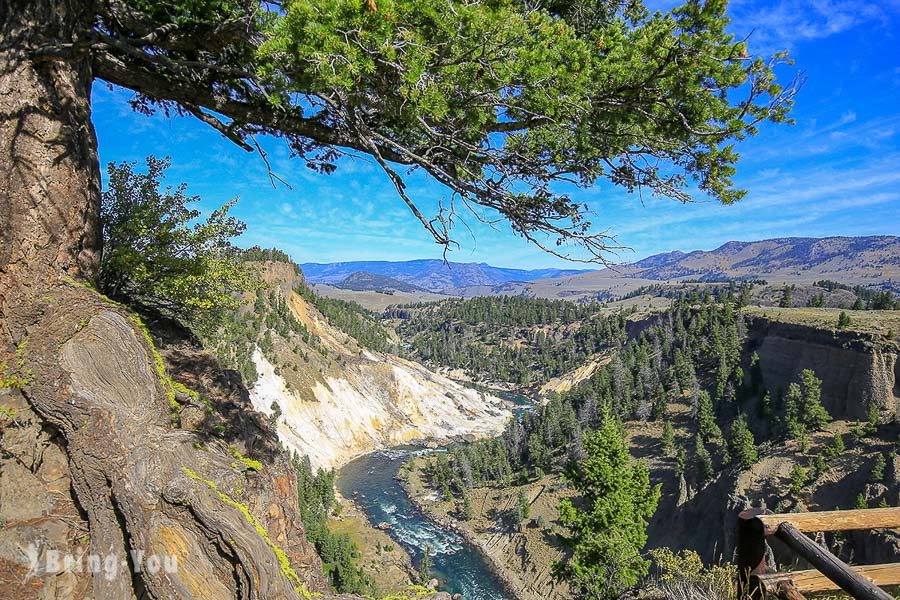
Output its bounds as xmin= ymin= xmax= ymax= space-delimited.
xmin=336 ymin=272 xmax=430 ymax=294
xmin=624 ymin=235 xmax=900 ymax=282
xmin=509 ymin=235 xmax=900 ymax=301
xmin=304 ymin=236 xmax=900 ymax=300
xmin=300 ymin=259 xmax=594 ymax=293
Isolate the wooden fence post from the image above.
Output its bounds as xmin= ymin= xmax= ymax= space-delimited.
xmin=737 ymin=508 xmax=773 ymax=599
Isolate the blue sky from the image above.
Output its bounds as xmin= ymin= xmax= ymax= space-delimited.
xmin=92 ymin=0 xmax=900 ymax=269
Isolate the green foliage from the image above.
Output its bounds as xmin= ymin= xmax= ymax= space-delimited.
xmin=460 ymin=493 xmax=474 ymax=521
xmin=779 ymin=285 xmax=794 ymax=308
xmin=515 ymin=489 xmax=531 ymax=525
xmin=837 ymin=311 xmax=852 ymax=329
xmin=661 ymin=421 xmax=675 ymax=455
xmin=696 ymin=391 xmax=722 ymax=444
xmin=555 ymin=416 xmax=660 ymax=599
xmin=824 ymin=433 xmax=845 ymax=458
xmin=870 ymin=453 xmax=886 ymax=483
xmin=789 ymin=463 xmax=808 ymax=496
xmin=292 ymin=454 xmax=371 ymax=595
xmin=100 ymin=157 xmax=255 ymax=334
xmin=240 ymin=246 xmax=300 ymax=272
xmin=854 ymin=492 xmax=869 ymax=509
xmin=782 ymin=369 xmax=830 ymax=438
xmin=728 ymin=413 xmax=758 ymax=470
xmin=295 ymin=281 xmax=392 ymax=352
xmin=694 ymin=442 xmax=713 ymax=486
xmin=230 ymin=447 xmax=263 ymax=472
xmin=799 ymin=369 xmax=830 ymax=430
xmin=86 ymin=0 xmax=799 ymax=266
xmin=397 ymin=295 xmax=625 ymax=385
xmin=648 ymin=547 xmax=737 ymax=600
xmin=417 ymin=544 xmax=432 ymax=585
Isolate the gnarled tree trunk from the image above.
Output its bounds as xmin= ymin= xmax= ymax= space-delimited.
xmin=1 ymin=2 xmax=325 ymax=598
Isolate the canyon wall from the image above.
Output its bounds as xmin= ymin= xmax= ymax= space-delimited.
xmin=746 ymin=315 xmax=899 ymax=421
xmin=246 ymin=263 xmax=511 ymax=470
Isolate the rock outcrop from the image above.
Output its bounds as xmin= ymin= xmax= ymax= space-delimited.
xmin=244 ymin=264 xmax=511 ymax=470
xmin=745 ymin=314 xmax=900 ymax=420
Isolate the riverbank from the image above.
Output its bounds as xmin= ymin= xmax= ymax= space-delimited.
xmin=398 ymin=457 xmax=573 ymax=600
xmin=330 ymin=492 xmax=417 ymax=596
xmin=336 ymin=449 xmax=510 ymax=600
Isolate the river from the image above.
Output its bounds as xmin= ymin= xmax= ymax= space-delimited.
xmin=336 ymin=448 xmax=510 ymax=600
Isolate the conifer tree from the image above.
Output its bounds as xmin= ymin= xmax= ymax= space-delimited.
xmin=696 ymin=391 xmax=722 ymax=444
xmin=871 ymin=454 xmax=886 ymax=483
xmin=789 ymin=463 xmax=808 ymax=496
xmin=661 ymin=421 xmax=676 ymax=456
xmin=799 ymin=369 xmax=831 ymax=431
xmin=729 ymin=413 xmax=758 ymax=470
xmin=556 ymin=416 xmax=660 ymax=599
xmin=825 ymin=433 xmax=845 ymax=458
xmin=694 ymin=443 xmax=714 ymax=486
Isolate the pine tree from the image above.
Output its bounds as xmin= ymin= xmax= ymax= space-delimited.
xmin=418 ymin=544 xmax=432 ymax=584
xmin=729 ymin=413 xmax=758 ymax=470
xmin=779 ymin=285 xmax=793 ymax=308
xmin=789 ymin=463 xmax=808 ymax=496
xmin=870 ymin=454 xmax=886 ymax=483
xmin=694 ymin=443 xmax=714 ymax=486
xmin=825 ymin=433 xmax=845 ymax=458
xmin=696 ymin=391 xmax=722 ymax=443
xmin=555 ymin=416 xmax=660 ymax=599
xmin=461 ymin=493 xmax=474 ymax=521
xmin=799 ymin=369 xmax=831 ymax=430
xmin=661 ymin=421 xmax=675 ymax=455
xmin=516 ymin=489 xmax=531 ymax=524
xmin=854 ymin=493 xmax=868 ymax=509
xmin=837 ymin=311 xmax=852 ymax=329
xmin=675 ymin=445 xmax=687 ymax=477
xmin=782 ymin=383 xmax=805 ymax=439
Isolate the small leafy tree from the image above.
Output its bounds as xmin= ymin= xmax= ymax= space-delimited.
xmin=100 ymin=157 xmax=255 ymax=333
xmin=729 ymin=413 xmax=758 ymax=470
xmin=854 ymin=493 xmax=868 ymax=509
xmin=556 ymin=415 xmax=660 ymax=599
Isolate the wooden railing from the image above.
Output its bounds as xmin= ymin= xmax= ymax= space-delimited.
xmin=736 ymin=507 xmax=900 ymax=599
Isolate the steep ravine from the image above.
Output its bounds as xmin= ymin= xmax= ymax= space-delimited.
xmin=242 ymin=262 xmax=512 ymax=471
xmin=249 ymin=346 xmax=511 ymax=470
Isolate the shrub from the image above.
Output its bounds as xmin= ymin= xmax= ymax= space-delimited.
xmin=100 ymin=156 xmax=255 ymax=334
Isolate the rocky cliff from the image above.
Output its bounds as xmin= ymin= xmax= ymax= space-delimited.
xmin=745 ymin=314 xmax=899 ymax=421
xmin=239 ymin=262 xmax=512 ymax=470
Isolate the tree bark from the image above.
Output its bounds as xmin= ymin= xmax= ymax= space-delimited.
xmin=0 ymin=0 xmax=102 ymax=317
xmin=0 ymin=3 xmax=326 ymax=598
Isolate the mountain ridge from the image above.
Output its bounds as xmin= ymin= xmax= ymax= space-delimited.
xmin=300 ymin=259 xmax=595 ymax=293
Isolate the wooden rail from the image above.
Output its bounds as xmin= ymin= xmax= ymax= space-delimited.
xmin=737 ymin=507 xmax=900 ymax=600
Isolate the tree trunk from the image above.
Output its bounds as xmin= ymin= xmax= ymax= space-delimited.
xmin=0 ymin=0 xmax=101 ymax=318
xmin=0 ymin=3 xmax=326 ymax=598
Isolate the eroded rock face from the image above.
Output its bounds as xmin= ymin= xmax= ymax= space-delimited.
xmin=0 ymin=288 xmax=329 ymax=599
xmin=746 ymin=315 xmax=899 ymax=420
